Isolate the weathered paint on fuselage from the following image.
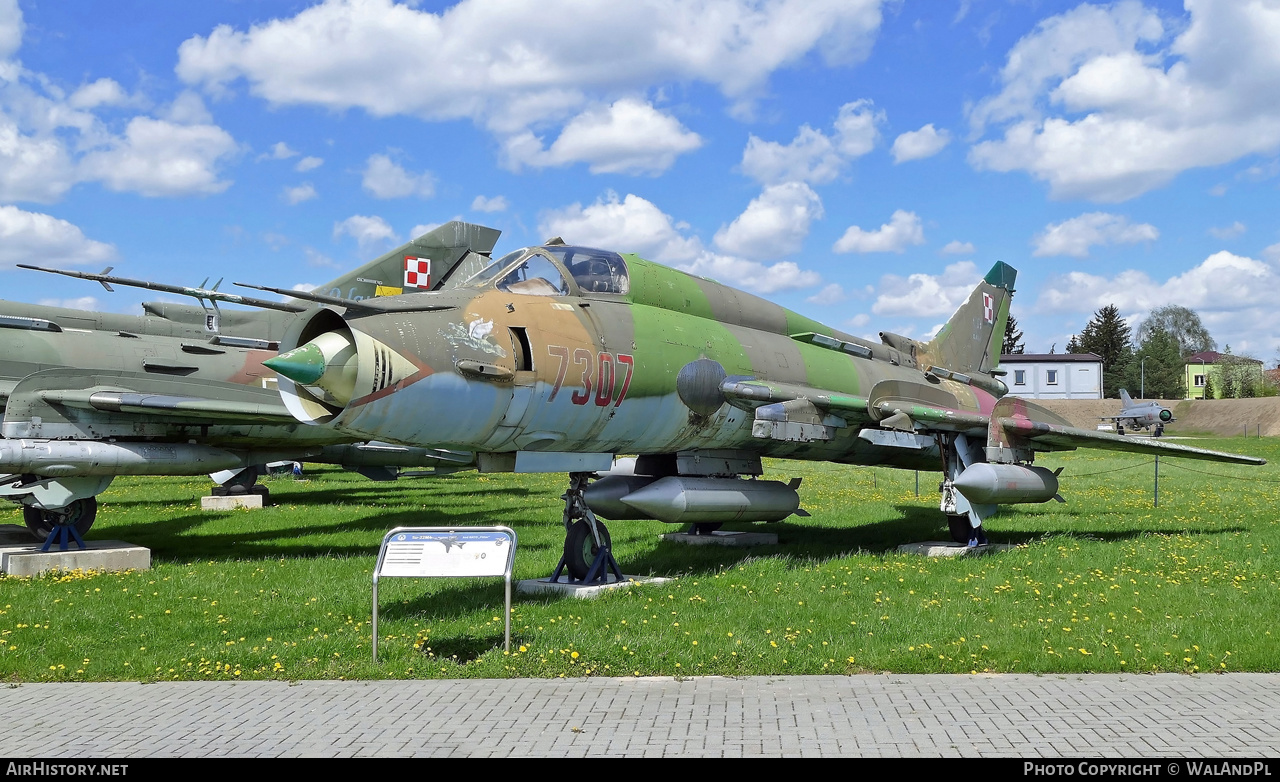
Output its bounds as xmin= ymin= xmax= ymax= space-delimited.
xmin=320 ymin=250 xmax=999 ymax=471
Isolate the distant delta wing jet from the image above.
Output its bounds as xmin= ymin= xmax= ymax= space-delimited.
xmin=1100 ymin=389 xmax=1175 ymax=436
xmin=256 ymin=241 xmax=1263 ymax=577
xmin=0 ymin=222 xmax=494 ymax=540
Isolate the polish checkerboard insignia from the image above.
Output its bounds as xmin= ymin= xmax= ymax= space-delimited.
xmin=982 ymin=292 xmax=994 ymax=324
xmin=404 ymin=257 xmax=430 ymax=288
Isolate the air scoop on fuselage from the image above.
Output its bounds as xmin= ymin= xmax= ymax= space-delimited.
xmin=265 ymin=330 xmax=358 ymax=406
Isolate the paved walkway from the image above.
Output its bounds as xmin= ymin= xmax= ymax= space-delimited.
xmin=2 ymin=674 xmax=1279 ymax=757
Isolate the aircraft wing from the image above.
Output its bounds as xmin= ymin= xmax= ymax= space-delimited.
xmin=4 ymin=368 xmax=297 ymax=439
xmin=861 ymin=388 xmax=1261 ymax=465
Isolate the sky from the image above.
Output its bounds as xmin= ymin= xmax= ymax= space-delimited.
xmin=2 ymin=0 xmax=1279 ymax=363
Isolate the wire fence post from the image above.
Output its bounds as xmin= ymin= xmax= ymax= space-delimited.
xmin=1153 ymin=455 xmax=1160 ymax=508
xmin=914 ymin=470 xmax=919 ymax=498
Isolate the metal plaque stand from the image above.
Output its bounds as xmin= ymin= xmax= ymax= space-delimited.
xmin=372 ymin=526 xmax=517 ymax=662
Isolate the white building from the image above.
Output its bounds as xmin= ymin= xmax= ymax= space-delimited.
xmin=999 ymin=353 xmax=1103 ymax=400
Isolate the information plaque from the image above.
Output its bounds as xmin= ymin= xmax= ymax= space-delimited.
xmin=372 ymin=526 xmax=517 ymax=661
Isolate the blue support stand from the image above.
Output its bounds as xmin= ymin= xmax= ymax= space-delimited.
xmin=40 ymin=523 xmax=87 ymax=553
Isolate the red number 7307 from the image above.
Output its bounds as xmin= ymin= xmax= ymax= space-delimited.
xmin=546 ymin=346 xmax=634 ymax=407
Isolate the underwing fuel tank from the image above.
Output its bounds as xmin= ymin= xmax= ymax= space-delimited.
xmin=952 ymin=463 xmax=1061 ymax=505
xmin=586 ymin=475 xmax=801 ymax=524
xmin=0 ymin=439 xmax=309 ymax=477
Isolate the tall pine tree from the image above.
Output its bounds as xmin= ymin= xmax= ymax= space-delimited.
xmin=1002 ymin=312 xmax=1025 ymax=355
xmin=1069 ymin=304 xmax=1133 ymax=398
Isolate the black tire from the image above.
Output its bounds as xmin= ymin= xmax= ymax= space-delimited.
xmin=564 ymin=519 xmax=612 ymax=581
xmin=690 ymin=522 xmax=723 ymax=536
xmin=1154 ymin=424 xmax=1164 ymax=437
xmin=1117 ymin=425 xmax=1125 ymax=436
xmin=946 ymin=514 xmax=971 ymax=544
xmin=23 ymin=497 xmax=97 ymax=542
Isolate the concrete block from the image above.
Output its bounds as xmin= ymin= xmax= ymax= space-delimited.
xmin=201 ymin=495 xmax=264 ymax=511
xmin=896 ymin=541 xmax=1020 ymax=558
xmin=517 ymin=574 xmax=672 ymax=599
xmin=661 ymin=530 xmax=778 ymax=547
xmin=0 ymin=540 xmax=151 ymax=576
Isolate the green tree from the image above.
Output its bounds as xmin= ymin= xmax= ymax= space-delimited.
xmin=1201 ymin=367 xmax=1216 ymax=400
xmin=1126 ymin=329 xmax=1185 ymax=399
xmin=1136 ymin=305 xmax=1215 ymax=357
xmin=1068 ymin=304 xmax=1133 ymax=398
xmin=1002 ymin=312 xmax=1025 ymax=355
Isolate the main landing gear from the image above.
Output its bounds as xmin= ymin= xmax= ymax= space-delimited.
xmin=548 ymin=472 xmax=626 ymax=584
xmin=938 ymin=433 xmax=990 ymax=548
xmin=24 ymin=496 xmax=97 ymax=550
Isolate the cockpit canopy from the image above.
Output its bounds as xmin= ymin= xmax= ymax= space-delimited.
xmin=457 ymin=245 xmax=629 ymax=296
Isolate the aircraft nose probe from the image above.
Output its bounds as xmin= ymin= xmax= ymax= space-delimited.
xmin=264 ymin=331 xmax=359 ymax=406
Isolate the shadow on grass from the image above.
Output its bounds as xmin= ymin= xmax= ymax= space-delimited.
xmin=418 ymin=633 xmax=506 ymax=663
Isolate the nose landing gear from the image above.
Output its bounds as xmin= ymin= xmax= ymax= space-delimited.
xmin=548 ymin=472 xmax=626 ymax=584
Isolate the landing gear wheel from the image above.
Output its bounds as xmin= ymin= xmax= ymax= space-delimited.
xmin=564 ymin=519 xmax=612 ymax=581
xmin=23 ymin=497 xmax=97 ymax=542
xmin=689 ymin=522 xmax=723 ymax=536
xmin=1116 ymin=425 xmax=1125 ymax=436
xmin=946 ymin=514 xmax=971 ymax=545
xmin=1154 ymin=423 xmax=1164 ymax=437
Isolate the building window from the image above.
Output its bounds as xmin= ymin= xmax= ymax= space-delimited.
xmin=1194 ymin=374 xmax=1206 ymax=387
xmin=1014 ymin=369 xmax=1026 ymax=386
xmin=1046 ymin=369 xmax=1058 ymax=385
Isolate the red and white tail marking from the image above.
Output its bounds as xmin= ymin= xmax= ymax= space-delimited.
xmin=404 ymin=256 xmax=430 ymax=289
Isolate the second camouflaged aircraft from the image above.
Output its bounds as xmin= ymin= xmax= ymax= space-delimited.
xmin=262 ymin=242 xmax=1265 ymax=578
xmin=0 ymin=223 xmax=495 ymax=539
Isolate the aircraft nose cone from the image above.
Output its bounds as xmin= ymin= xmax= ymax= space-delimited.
xmin=264 ymin=330 xmax=360 ymax=406
xmin=264 ymin=343 xmax=327 ymax=385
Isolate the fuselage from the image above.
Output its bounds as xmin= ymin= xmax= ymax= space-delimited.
xmin=274 ymin=246 xmax=1002 ymax=471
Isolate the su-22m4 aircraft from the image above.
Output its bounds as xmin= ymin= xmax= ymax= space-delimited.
xmin=1101 ymin=389 xmax=1174 ymax=436
xmin=258 ymin=239 xmax=1265 ymax=579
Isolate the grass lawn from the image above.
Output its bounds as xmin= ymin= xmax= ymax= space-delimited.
xmin=1 ymin=436 xmax=1276 ymax=682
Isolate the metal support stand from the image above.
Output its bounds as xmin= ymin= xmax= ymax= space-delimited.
xmin=547 ymin=472 xmax=626 ymax=585
xmin=40 ymin=523 xmax=87 ymax=552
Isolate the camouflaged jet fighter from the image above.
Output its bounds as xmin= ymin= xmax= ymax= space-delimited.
xmin=259 ymin=242 xmax=1265 ymax=580
xmin=0 ymin=222 xmax=495 ymax=540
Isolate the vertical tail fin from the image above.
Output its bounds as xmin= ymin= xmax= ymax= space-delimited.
xmin=922 ymin=261 xmax=1016 ymax=376
xmin=1119 ymin=388 xmax=1134 ymax=407
xmin=314 ymin=221 xmax=501 ymax=302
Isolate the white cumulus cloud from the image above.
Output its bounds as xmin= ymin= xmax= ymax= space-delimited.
xmin=77 ymin=117 xmax=238 ymax=197
xmin=176 ymin=0 xmax=884 ymax=124
xmin=739 ymin=99 xmax=883 ymax=185
xmin=283 ymin=183 xmax=317 ymax=204
xmin=1032 ymin=212 xmax=1159 ymax=258
xmin=940 ymin=240 xmax=975 ymax=255
xmin=471 ymin=195 xmax=508 ymax=213
xmin=871 ymin=261 xmax=980 ymax=318
xmin=361 ymin=153 xmax=434 ymax=199
xmin=539 ymin=191 xmax=820 ymax=294
xmin=295 ymin=155 xmax=323 ymax=172
xmin=0 ymin=205 xmax=115 ymax=269
xmin=713 ymin=182 xmax=823 ymax=260
xmin=1209 ymin=221 xmax=1246 ymax=240
xmin=503 ymin=99 xmax=701 ymax=175
xmin=833 ymin=209 xmax=925 ymax=254
xmin=969 ymin=1 xmax=1280 ymax=202
xmin=334 ymin=214 xmax=397 ymax=253
xmin=1036 ymin=250 xmax=1280 ymax=354
xmin=891 ymin=123 xmax=950 ymax=163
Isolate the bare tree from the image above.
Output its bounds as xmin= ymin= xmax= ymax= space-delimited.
xmin=1136 ymin=305 xmax=1215 ymax=357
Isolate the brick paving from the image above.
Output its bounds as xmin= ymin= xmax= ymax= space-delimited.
xmin=2 ymin=674 xmax=1277 ymax=757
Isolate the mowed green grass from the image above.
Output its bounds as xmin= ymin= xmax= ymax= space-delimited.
xmin=1 ymin=436 xmax=1277 ymax=682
